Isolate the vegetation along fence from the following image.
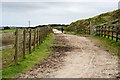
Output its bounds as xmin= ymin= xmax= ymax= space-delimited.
xmin=2 ymin=26 xmax=53 ymax=68
xmin=85 ymin=19 xmax=120 ymax=42
xmin=95 ymin=26 xmax=120 ymax=42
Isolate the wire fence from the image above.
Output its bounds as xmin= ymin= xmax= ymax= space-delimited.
xmin=2 ymin=26 xmax=53 ymax=68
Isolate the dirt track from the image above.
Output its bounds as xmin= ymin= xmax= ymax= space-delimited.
xmin=19 ymin=29 xmax=118 ymax=78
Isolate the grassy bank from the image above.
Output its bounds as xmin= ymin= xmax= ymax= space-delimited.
xmin=88 ymin=35 xmax=120 ymax=56
xmin=65 ymin=9 xmax=119 ymax=33
xmin=2 ymin=33 xmax=54 ymax=78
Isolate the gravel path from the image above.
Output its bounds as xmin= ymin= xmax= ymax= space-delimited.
xmin=19 ymin=29 xmax=118 ymax=78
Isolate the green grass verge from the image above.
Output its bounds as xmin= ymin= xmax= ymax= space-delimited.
xmin=88 ymin=35 xmax=120 ymax=56
xmin=64 ymin=31 xmax=76 ymax=35
xmin=1 ymin=33 xmax=54 ymax=78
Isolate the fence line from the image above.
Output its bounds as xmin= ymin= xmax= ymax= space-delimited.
xmin=85 ymin=19 xmax=120 ymax=42
xmin=13 ymin=26 xmax=52 ymax=65
xmin=95 ymin=26 xmax=120 ymax=42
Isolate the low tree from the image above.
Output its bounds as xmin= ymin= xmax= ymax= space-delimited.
xmin=4 ymin=26 xmax=10 ymax=30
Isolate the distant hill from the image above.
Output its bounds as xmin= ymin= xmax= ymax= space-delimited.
xmin=65 ymin=9 xmax=120 ymax=34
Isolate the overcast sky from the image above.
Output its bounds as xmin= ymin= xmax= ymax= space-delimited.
xmin=1 ymin=0 xmax=119 ymax=27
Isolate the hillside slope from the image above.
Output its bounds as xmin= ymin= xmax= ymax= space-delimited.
xmin=65 ymin=9 xmax=120 ymax=34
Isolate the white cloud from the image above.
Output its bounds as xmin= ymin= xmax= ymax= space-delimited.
xmin=1 ymin=1 xmax=119 ymax=26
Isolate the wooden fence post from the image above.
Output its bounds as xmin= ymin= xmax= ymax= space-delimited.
xmin=100 ymin=26 xmax=102 ymax=36
xmin=37 ymin=28 xmax=39 ymax=45
xmin=39 ymin=28 xmax=41 ymax=44
xmin=14 ymin=28 xmax=18 ymax=65
xmin=88 ymin=27 xmax=90 ymax=35
xmin=116 ymin=27 xmax=119 ymax=42
xmin=33 ymin=29 xmax=36 ymax=50
xmin=112 ymin=26 xmax=114 ymax=40
xmin=96 ymin=26 xmax=99 ymax=36
xmin=23 ymin=29 xmax=26 ymax=59
xmin=29 ymin=28 xmax=32 ymax=54
xmin=104 ymin=26 xmax=106 ymax=38
xmin=37 ymin=28 xmax=39 ymax=46
xmin=101 ymin=26 xmax=103 ymax=37
xmin=98 ymin=26 xmax=100 ymax=36
xmin=108 ymin=26 xmax=110 ymax=39
xmin=40 ymin=28 xmax=42 ymax=41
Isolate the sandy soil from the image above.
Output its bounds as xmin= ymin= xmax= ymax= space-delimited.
xmin=19 ymin=29 xmax=118 ymax=78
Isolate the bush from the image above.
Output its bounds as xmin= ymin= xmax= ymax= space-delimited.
xmin=4 ymin=26 xmax=10 ymax=30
